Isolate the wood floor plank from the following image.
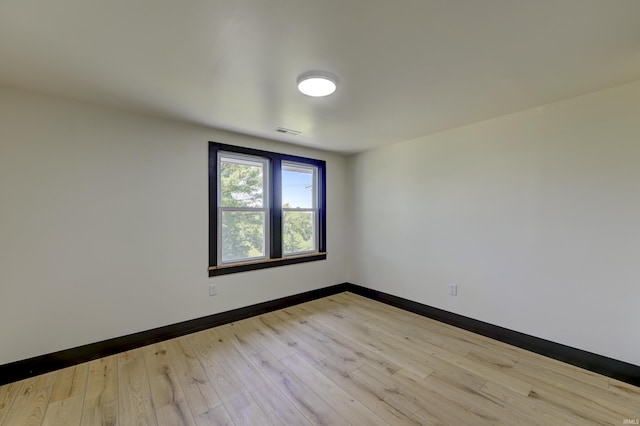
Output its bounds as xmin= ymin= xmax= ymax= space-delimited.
xmin=513 ymin=357 xmax=639 ymax=414
xmin=408 ymin=350 xmax=489 ymax=394
xmin=83 ymin=355 xmax=118 ymax=409
xmin=464 ymin=345 xmax=520 ymax=371
xmin=478 ymin=380 xmax=601 ymax=426
xmin=42 ymin=395 xmax=85 ymax=426
xmin=258 ymin=311 xmax=332 ymax=367
xmin=509 ymin=368 xmax=632 ymax=424
xmin=224 ymin=321 xmax=267 ymax=357
xmin=41 ymin=364 xmax=89 ymax=426
xmin=517 ymin=351 xmax=611 ymax=389
xmin=609 ymin=378 xmax=640 ymax=399
xmin=185 ymin=331 xmax=270 ymax=426
xmin=339 ymin=293 xmax=529 ymax=361
xmin=195 ymin=404 xmax=234 ymax=426
xmin=283 ymin=304 xmax=402 ymax=377
xmin=143 ymin=342 xmax=196 ymax=426
xmin=2 ymin=292 xmax=638 ymax=426
xmin=164 ymin=337 xmax=222 ymax=417
xmin=42 ymin=363 xmax=89 ymax=426
xmin=357 ymin=365 xmax=495 ymax=426
xmin=8 ymin=387 xmax=52 ymax=426
xmin=155 ymin=398 xmax=196 ymax=426
xmin=329 ymin=302 xmax=533 ymax=397
xmin=422 ymin=369 xmax=523 ymax=425
xmin=433 ymin=348 xmax=533 ymax=397
xmin=311 ymin=355 xmax=425 ymax=425
xmin=80 ymin=399 xmax=117 ymax=426
xmin=526 ymin=385 xmax=619 ymax=425
xmin=80 ymin=355 xmax=118 ymax=426
xmin=117 ymin=349 xmax=157 ymax=426
xmin=48 ymin=364 xmax=89 ymax=404
xmin=271 ymin=308 xmax=363 ymax=372
xmin=143 ymin=342 xmax=186 ymax=408
xmin=282 ymin=353 xmax=389 ymax=426
xmin=330 ymin=294 xmax=473 ymax=357
xmin=2 ymin=372 xmax=57 ymax=426
xmin=342 ymin=292 xmax=581 ymax=372
xmin=0 ymin=382 xmax=21 ymax=424
xmin=250 ymin=349 xmax=349 ymax=425
xmin=301 ymin=300 xmax=434 ymax=378
xmin=236 ymin=316 xmax=296 ymax=360
xmin=208 ymin=326 xmax=312 ymax=426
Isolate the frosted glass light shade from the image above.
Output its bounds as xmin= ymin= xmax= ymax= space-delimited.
xmin=297 ymin=72 xmax=337 ymax=97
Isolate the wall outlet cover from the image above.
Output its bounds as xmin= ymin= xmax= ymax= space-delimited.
xmin=449 ymin=284 xmax=457 ymax=296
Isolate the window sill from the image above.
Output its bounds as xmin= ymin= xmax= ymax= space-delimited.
xmin=209 ymin=252 xmax=327 ymax=276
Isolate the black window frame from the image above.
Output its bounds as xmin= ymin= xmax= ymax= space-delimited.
xmin=209 ymin=142 xmax=326 ymax=276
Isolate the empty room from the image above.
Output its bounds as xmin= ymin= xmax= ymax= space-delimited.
xmin=1 ymin=0 xmax=639 ymax=425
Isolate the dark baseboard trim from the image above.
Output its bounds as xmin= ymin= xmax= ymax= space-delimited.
xmin=0 ymin=282 xmax=350 ymax=386
xmin=343 ymin=283 xmax=640 ymax=387
xmin=2 ymin=281 xmax=638 ymax=388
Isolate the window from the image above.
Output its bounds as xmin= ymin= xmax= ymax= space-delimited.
xmin=282 ymin=162 xmax=318 ymax=255
xmin=209 ymin=142 xmax=326 ymax=276
xmin=218 ymin=153 xmax=269 ymax=263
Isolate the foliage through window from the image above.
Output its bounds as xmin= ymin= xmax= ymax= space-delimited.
xmin=219 ymin=154 xmax=269 ymax=262
xmin=209 ymin=142 xmax=326 ymax=276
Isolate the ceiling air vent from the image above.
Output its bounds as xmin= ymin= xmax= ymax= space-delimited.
xmin=274 ymin=127 xmax=301 ymax=136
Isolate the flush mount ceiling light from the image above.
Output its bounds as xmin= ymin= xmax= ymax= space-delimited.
xmin=297 ymin=71 xmax=338 ymax=97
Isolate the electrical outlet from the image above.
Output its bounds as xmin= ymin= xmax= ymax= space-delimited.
xmin=449 ymin=284 xmax=457 ymax=296
xmin=209 ymin=284 xmax=217 ymax=296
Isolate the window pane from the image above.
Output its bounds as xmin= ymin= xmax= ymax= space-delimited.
xmin=220 ymin=155 xmax=265 ymax=207
xmin=283 ymin=211 xmax=315 ymax=254
xmin=221 ymin=211 xmax=266 ymax=262
xmin=282 ymin=163 xmax=314 ymax=208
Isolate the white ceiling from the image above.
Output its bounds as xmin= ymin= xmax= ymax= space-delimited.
xmin=2 ymin=0 xmax=640 ymax=153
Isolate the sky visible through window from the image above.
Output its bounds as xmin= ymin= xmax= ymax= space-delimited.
xmin=282 ymin=168 xmax=313 ymax=208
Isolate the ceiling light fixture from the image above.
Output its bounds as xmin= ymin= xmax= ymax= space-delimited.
xmin=297 ymin=71 xmax=338 ymax=97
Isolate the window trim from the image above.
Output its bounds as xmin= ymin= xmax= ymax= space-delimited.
xmin=209 ymin=142 xmax=326 ymax=276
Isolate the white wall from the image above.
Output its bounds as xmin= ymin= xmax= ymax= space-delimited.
xmin=349 ymin=80 xmax=640 ymax=366
xmin=0 ymin=85 xmax=350 ymax=365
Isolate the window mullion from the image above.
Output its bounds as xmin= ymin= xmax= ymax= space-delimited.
xmin=270 ymin=159 xmax=282 ymax=259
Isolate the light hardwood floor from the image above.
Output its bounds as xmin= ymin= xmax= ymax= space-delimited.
xmin=1 ymin=292 xmax=638 ymax=425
